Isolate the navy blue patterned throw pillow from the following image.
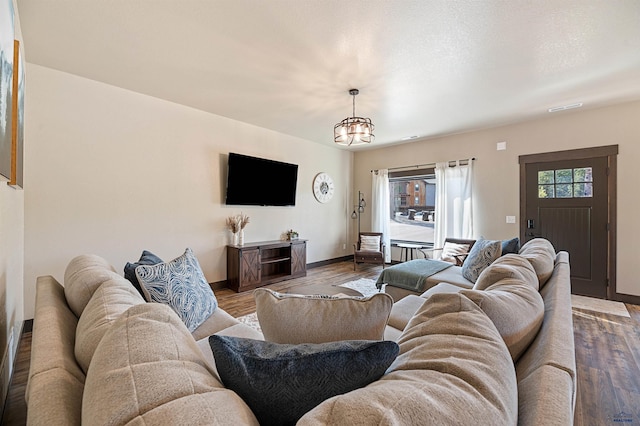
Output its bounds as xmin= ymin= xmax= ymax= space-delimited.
xmin=209 ymin=336 xmax=399 ymax=426
xmin=501 ymin=237 xmax=520 ymax=256
xmin=124 ymin=250 xmax=163 ymax=297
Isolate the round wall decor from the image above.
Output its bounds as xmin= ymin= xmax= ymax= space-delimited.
xmin=313 ymin=172 xmax=335 ymax=203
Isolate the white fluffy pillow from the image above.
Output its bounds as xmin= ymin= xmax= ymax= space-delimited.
xmin=360 ymin=235 xmax=381 ymax=251
xmin=440 ymin=242 xmax=471 ymax=263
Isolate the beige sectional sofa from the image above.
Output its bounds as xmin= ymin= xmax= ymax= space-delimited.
xmin=386 ymin=239 xmax=576 ymax=425
xmin=26 ymin=238 xmax=575 ymax=425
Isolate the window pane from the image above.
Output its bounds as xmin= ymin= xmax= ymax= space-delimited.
xmin=574 ymin=182 xmax=593 ymax=198
xmin=555 ymin=169 xmax=573 ymax=184
xmin=538 ymin=170 xmax=554 ymax=184
xmin=390 ymin=176 xmax=435 ymax=245
xmin=556 ymin=184 xmax=572 ymax=198
xmin=573 ymin=167 xmax=592 ymax=183
xmin=538 ymin=185 xmax=554 ymax=198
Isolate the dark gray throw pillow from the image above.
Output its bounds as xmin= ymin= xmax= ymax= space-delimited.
xmin=123 ymin=250 xmax=163 ymax=297
xmin=501 ymin=237 xmax=520 ymax=255
xmin=209 ymin=336 xmax=399 ymax=426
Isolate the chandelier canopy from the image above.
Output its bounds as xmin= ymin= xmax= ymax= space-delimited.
xmin=334 ymin=89 xmax=374 ymax=146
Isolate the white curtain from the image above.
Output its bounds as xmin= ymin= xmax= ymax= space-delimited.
xmin=371 ymin=169 xmax=391 ymax=263
xmin=434 ymin=160 xmax=474 ymax=248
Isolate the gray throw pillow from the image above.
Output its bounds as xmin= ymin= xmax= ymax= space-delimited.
xmin=461 ymin=238 xmax=501 ymax=283
xmin=209 ymin=335 xmax=399 ymax=426
xmin=135 ymin=248 xmax=217 ymax=332
xmin=501 ymin=237 xmax=520 ymax=255
xmin=254 ymin=288 xmax=393 ymax=344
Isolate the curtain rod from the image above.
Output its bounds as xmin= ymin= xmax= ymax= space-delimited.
xmin=371 ymin=157 xmax=476 ymax=173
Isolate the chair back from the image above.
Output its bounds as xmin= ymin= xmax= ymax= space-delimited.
xmin=443 ymin=238 xmax=476 ymax=251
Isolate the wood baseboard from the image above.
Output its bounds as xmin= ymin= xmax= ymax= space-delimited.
xmin=613 ymin=292 xmax=640 ymax=306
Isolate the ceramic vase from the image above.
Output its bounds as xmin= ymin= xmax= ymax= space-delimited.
xmin=238 ymin=229 xmax=244 ymax=245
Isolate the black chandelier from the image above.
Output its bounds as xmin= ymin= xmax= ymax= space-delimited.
xmin=334 ymin=89 xmax=374 ymax=146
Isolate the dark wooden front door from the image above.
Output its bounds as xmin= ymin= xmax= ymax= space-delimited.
xmin=520 ymin=146 xmax=617 ymax=299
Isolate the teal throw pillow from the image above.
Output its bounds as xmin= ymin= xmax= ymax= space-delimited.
xmin=209 ymin=335 xmax=399 ymax=426
xmin=135 ymin=248 xmax=217 ymax=332
xmin=462 ymin=238 xmax=502 ymax=283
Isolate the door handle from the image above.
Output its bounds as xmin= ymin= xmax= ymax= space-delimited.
xmin=527 ymin=219 xmax=535 ymax=229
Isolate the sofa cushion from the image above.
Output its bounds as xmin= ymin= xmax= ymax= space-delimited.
xmin=123 ymin=249 xmax=163 ymax=297
xmin=420 ymin=281 xmax=466 ymax=298
xmin=64 ymin=254 xmax=120 ymax=317
xmin=209 ymin=335 xmax=399 ymax=426
xmin=299 ymin=293 xmax=517 ymax=425
xmin=254 ymin=288 xmax=393 ymax=344
xmin=387 ymin=295 xmax=426 ymax=331
xmin=135 ymin=248 xmax=217 ymax=332
xmin=461 ymin=238 xmax=502 ymax=283
xmin=461 ymin=282 xmax=544 ymax=361
xmin=424 ymin=265 xmax=474 ymax=289
xmin=82 ymin=303 xmax=259 ymax=426
xmin=191 ymin=306 xmax=243 ymax=341
xmin=75 ymin=278 xmax=145 ymax=373
xmin=519 ymin=238 xmax=556 ymax=287
xmin=473 ymin=253 xmax=539 ymax=291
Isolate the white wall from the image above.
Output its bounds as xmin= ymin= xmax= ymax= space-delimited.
xmin=23 ymin=64 xmax=354 ymax=318
xmin=0 ymin=177 xmax=24 ymax=404
xmin=0 ymin=0 xmax=24 ymax=406
xmin=354 ymin=100 xmax=640 ymax=298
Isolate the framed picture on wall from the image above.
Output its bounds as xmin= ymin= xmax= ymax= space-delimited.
xmin=0 ymin=0 xmax=14 ymax=181
xmin=9 ymin=39 xmax=23 ymax=188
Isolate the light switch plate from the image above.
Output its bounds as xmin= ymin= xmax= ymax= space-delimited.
xmin=506 ymin=215 xmax=516 ymax=224
xmin=497 ymin=141 xmax=507 ymax=151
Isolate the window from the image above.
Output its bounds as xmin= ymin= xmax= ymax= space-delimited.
xmin=389 ymin=170 xmax=436 ymax=246
xmin=538 ymin=167 xmax=593 ymax=199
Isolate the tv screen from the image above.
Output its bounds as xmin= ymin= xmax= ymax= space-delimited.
xmin=225 ymin=153 xmax=298 ymax=206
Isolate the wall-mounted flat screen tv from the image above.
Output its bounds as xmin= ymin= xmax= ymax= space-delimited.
xmin=225 ymin=153 xmax=298 ymax=206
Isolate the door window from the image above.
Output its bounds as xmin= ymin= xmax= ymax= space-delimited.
xmin=538 ymin=167 xmax=593 ymax=199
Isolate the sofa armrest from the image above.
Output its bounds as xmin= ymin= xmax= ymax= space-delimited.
xmin=27 ymin=276 xmax=86 ymax=425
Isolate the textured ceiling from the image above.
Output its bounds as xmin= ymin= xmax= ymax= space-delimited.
xmin=17 ymin=0 xmax=640 ymax=149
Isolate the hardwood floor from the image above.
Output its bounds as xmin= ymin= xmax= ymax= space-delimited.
xmin=573 ymin=303 xmax=640 ymax=425
xmin=2 ymin=261 xmax=639 ymax=425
